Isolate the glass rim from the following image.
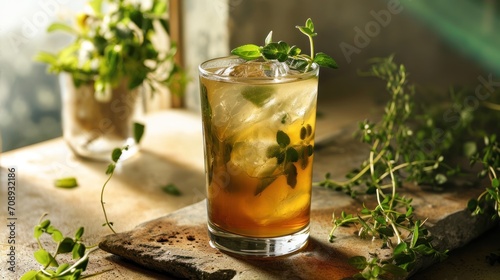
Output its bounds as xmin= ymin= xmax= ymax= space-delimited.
xmin=198 ymin=55 xmax=319 ymax=82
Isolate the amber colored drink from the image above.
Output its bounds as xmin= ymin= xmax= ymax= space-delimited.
xmin=199 ymin=56 xmax=319 ymax=256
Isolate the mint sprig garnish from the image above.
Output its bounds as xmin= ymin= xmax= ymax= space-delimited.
xmin=255 ymin=126 xmax=314 ymax=195
xmin=231 ymin=18 xmax=338 ymax=71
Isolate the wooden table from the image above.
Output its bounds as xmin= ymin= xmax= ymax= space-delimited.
xmin=1 ymin=107 xmax=499 ymax=279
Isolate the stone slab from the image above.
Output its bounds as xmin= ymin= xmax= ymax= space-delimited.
xmin=99 ymin=179 xmax=493 ymax=279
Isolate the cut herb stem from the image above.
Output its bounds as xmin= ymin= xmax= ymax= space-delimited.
xmin=100 ymin=167 xmax=117 ymax=234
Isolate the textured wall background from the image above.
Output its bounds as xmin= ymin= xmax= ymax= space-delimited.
xmin=227 ymin=0 xmax=491 ymax=104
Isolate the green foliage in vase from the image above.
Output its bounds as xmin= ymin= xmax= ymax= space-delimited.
xmin=36 ymin=0 xmax=186 ymax=99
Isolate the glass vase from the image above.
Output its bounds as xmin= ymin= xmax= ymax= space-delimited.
xmin=59 ymin=74 xmax=142 ymax=161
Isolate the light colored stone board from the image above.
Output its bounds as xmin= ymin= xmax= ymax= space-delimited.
xmin=99 ymin=182 xmax=493 ymax=280
xmin=99 ymin=194 xmax=360 ymax=280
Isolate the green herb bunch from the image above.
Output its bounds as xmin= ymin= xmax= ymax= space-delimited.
xmin=36 ymin=0 xmax=185 ymax=98
xmin=317 ymin=56 xmax=457 ymax=278
xmin=231 ymin=18 xmax=338 ymax=72
xmin=317 ymin=56 xmax=460 ymax=197
xmin=21 ymin=215 xmax=103 ymax=280
xmin=316 ymin=55 xmax=500 ymax=279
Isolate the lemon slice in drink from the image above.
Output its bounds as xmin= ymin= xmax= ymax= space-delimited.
xmin=241 ymin=85 xmax=274 ymax=108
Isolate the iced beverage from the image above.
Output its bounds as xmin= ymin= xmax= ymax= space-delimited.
xmin=199 ymin=56 xmax=319 ymax=256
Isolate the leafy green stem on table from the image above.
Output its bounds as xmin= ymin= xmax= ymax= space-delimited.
xmin=20 ymin=214 xmax=108 ymax=280
xmin=316 ymin=55 xmax=500 ymax=279
xmin=316 ymin=56 xmax=460 ymax=279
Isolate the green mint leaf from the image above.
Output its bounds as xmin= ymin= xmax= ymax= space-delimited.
xmin=305 ymin=18 xmax=314 ymax=32
xmin=313 ymin=52 xmax=338 ymax=69
xmin=46 ymin=225 xmax=57 ymax=233
xmin=72 ymin=243 xmax=86 ymax=259
xmin=300 ymin=144 xmax=314 ymax=169
xmin=133 ymin=122 xmax=145 ymax=144
xmin=52 ymin=230 xmax=64 ymax=243
xmin=20 ymin=270 xmax=39 ymax=280
xmin=262 ymin=41 xmax=290 ymax=62
xmin=34 ymin=226 xmax=44 ymax=239
xmin=34 ymin=249 xmax=58 ymax=267
xmin=306 ymin=124 xmax=313 ymax=136
xmin=231 ymin=44 xmax=262 ymax=60
xmin=286 ymin=147 xmax=299 ymax=162
xmin=296 ymin=26 xmax=316 ymax=37
xmin=231 ymin=18 xmax=337 ymax=72
xmin=161 ymin=183 xmax=182 ymax=196
xmin=111 ymin=148 xmax=123 ymax=162
xmin=105 ymin=163 xmax=116 ymax=175
xmin=74 ymin=227 xmax=84 ymax=240
xmin=300 ymin=127 xmax=307 ymax=140
xmin=40 ymin=219 xmax=51 ymax=229
xmin=57 ymin=237 xmax=76 ymax=254
xmin=54 ymin=177 xmax=78 ymax=188
xmin=296 ymin=18 xmax=316 ymax=37
xmin=276 ymin=130 xmax=291 ymax=148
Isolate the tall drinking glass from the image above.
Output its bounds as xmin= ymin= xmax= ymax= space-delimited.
xmin=199 ymin=56 xmax=319 ymax=257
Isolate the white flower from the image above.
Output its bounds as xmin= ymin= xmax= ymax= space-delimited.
xmin=78 ymin=40 xmax=95 ymax=66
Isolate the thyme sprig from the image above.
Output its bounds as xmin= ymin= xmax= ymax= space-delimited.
xmin=318 ymin=55 xmax=500 ymax=278
xmin=318 ymin=56 xmax=454 ymax=278
xmin=315 ymin=55 xmax=458 ymax=196
xmin=231 ymin=18 xmax=338 ymax=71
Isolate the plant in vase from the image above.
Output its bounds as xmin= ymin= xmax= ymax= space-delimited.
xmin=36 ymin=0 xmax=186 ymax=160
